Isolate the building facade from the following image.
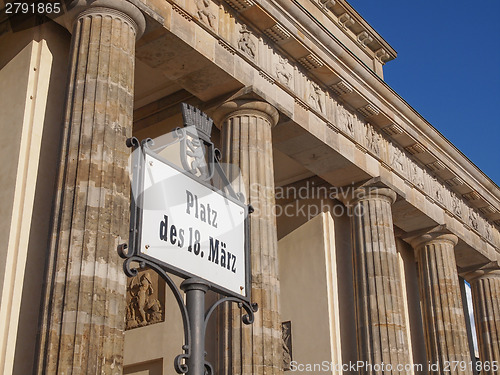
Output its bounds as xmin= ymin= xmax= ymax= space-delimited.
xmin=0 ymin=0 xmax=499 ymax=374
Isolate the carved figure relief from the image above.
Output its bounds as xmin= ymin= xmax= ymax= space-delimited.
xmin=308 ymin=81 xmax=324 ymax=113
xmin=195 ymin=0 xmax=216 ymax=29
xmin=338 ymin=105 xmax=354 ymax=136
xmin=275 ymin=56 xmax=292 ymax=87
xmin=365 ymin=123 xmax=380 ymax=155
xmin=485 ymin=223 xmax=492 ymax=241
xmin=451 ymin=194 xmax=462 ymax=217
xmin=126 ymin=271 xmax=164 ymax=329
xmin=282 ymin=321 xmax=292 ymax=371
xmin=431 ymin=177 xmax=444 ymax=204
xmin=411 ymin=164 xmax=425 ymax=190
xmin=390 ymin=146 xmax=406 ymax=174
xmin=238 ymin=25 xmax=256 ymax=59
xmin=469 ymin=210 xmax=479 ymax=231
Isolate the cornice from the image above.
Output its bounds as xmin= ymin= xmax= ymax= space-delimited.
xmin=307 ymin=0 xmax=397 ymax=63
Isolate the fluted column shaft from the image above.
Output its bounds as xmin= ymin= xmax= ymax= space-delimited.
xmin=348 ymin=187 xmax=410 ymax=374
xmin=215 ymin=100 xmax=282 ymax=375
xmin=36 ymin=2 xmax=145 ymax=374
xmin=411 ymin=233 xmax=472 ymax=374
xmin=470 ymin=270 xmax=500 ymax=373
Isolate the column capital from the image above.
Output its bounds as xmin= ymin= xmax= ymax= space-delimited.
xmin=213 ymin=100 xmax=279 ymax=129
xmin=464 ymin=261 xmax=500 ymax=282
xmin=62 ymin=0 xmax=146 ymax=38
xmin=408 ymin=231 xmax=458 ymax=251
xmin=343 ymin=185 xmax=397 ymax=207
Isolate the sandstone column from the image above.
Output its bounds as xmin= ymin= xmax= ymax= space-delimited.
xmin=214 ymin=100 xmax=282 ymax=375
xmin=469 ymin=267 xmax=500 ymax=374
xmin=410 ymin=232 xmax=472 ymax=374
xmin=35 ymin=1 xmax=145 ymax=374
xmin=347 ymin=186 xmax=410 ymax=374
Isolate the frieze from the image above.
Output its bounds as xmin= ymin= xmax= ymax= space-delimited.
xmin=469 ymin=209 xmax=479 ymax=231
xmin=337 ymin=104 xmax=354 ymax=137
xmin=451 ymin=193 xmax=463 ymax=218
xmin=410 ymin=163 xmax=425 ymax=191
xmin=390 ymin=145 xmax=407 ymax=177
xmin=238 ymin=24 xmax=256 ymax=59
xmin=485 ymin=222 xmax=493 ymax=241
xmin=430 ymin=176 xmax=445 ymax=206
xmin=307 ymin=81 xmax=325 ymax=114
xmin=274 ymin=56 xmax=293 ymax=88
xmin=364 ymin=123 xmax=378 ymax=154
xmin=195 ymin=0 xmax=217 ymax=30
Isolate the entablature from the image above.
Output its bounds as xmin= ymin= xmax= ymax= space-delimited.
xmin=132 ymin=0 xmax=500 ymax=259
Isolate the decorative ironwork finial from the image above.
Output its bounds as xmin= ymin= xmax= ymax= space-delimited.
xmin=181 ymin=103 xmax=213 ymax=142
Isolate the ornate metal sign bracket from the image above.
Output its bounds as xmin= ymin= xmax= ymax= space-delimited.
xmin=118 ymin=103 xmax=257 ymax=375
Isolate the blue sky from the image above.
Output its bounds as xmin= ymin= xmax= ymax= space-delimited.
xmin=347 ymin=0 xmax=500 ymax=186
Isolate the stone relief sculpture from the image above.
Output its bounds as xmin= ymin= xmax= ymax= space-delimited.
xmin=195 ymin=0 xmax=216 ymax=29
xmin=338 ymin=105 xmax=354 ymax=136
xmin=390 ymin=146 xmax=406 ymax=174
xmin=365 ymin=123 xmax=380 ymax=155
xmin=275 ymin=56 xmax=292 ymax=87
xmin=411 ymin=164 xmax=425 ymax=190
xmin=308 ymin=81 xmax=324 ymax=113
xmin=282 ymin=321 xmax=292 ymax=371
xmin=238 ymin=24 xmax=256 ymax=59
xmin=451 ymin=194 xmax=462 ymax=217
xmin=485 ymin=223 xmax=493 ymax=241
xmin=431 ymin=177 xmax=444 ymax=204
xmin=469 ymin=209 xmax=479 ymax=231
xmin=126 ymin=271 xmax=163 ymax=329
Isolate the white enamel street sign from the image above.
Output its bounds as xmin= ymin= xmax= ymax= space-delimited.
xmin=139 ymin=153 xmax=247 ymax=296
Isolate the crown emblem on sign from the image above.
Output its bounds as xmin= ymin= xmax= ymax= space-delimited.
xmin=181 ymin=103 xmax=214 ymax=142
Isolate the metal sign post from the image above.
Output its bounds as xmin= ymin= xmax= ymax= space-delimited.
xmin=181 ymin=278 xmax=209 ymax=375
xmin=118 ymin=104 xmax=257 ymax=375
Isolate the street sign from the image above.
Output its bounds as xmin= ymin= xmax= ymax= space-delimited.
xmin=118 ymin=104 xmax=257 ymax=375
xmin=139 ymin=151 xmax=248 ymax=297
